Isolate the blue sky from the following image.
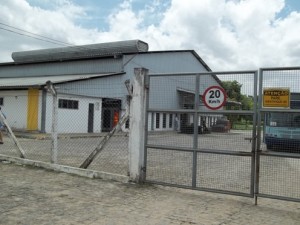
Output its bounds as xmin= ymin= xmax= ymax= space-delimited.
xmin=1 ymin=0 xmax=300 ymax=70
xmin=280 ymin=0 xmax=300 ymax=16
xmin=24 ymin=0 xmax=300 ymax=29
xmin=26 ymin=0 xmax=171 ymax=30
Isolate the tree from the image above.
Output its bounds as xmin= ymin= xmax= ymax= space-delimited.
xmin=221 ymin=80 xmax=254 ymax=127
xmin=222 ymin=80 xmax=242 ymax=102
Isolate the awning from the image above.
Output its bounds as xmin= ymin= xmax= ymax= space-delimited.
xmin=0 ymin=72 xmax=124 ymax=89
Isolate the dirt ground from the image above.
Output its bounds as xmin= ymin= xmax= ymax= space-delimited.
xmin=1 ymin=161 xmax=300 ymax=225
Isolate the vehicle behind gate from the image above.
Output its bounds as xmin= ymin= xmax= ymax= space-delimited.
xmin=264 ymin=99 xmax=300 ymax=152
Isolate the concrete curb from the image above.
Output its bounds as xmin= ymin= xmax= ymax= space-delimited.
xmin=0 ymin=154 xmax=130 ymax=183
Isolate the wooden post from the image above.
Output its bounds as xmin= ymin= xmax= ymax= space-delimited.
xmin=0 ymin=109 xmax=26 ymax=158
xmin=80 ymin=80 xmax=132 ymax=169
xmin=79 ymin=110 xmax=129 ymax=169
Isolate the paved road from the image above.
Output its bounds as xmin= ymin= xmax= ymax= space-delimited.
xmin=1 ymin=162 xmax=300 ymax=225
xmin=2 ymin=131 xmax=300 ymax=199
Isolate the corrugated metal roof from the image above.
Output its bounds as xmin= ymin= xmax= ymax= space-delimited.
xmin=12 ymin=40 xmax=148 ymax=63
xmin=0 ymin=73 xmax=123 ymax=89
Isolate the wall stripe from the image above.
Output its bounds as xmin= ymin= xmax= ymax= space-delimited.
xmin=27 ymin=88 xmax=39 ymax=130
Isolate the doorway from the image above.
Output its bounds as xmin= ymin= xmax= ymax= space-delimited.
xmin=102 ymin=99 xmax=121 ymax=132
xmin=88 ymin=103 xmax=94 ymax=133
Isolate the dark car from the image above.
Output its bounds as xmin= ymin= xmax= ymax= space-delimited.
xmin=211 ymin=119 xmax=231 ymax=133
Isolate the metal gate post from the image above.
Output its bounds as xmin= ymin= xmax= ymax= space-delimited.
xmin=192 ymin=75 xmax=200 ymax=188
xmin=254 ymin=68 xmax=263 ymax=205
xmin=128 ymin=68 xmax=149 ymax=183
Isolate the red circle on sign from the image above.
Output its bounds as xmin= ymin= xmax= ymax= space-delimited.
xmin=202 ymin=86 xmax=227 ymax=110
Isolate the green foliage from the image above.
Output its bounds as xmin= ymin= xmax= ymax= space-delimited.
xmin=221 ymin=80 xmax=254 ymax=127
xmin=222 ymin=80 xmax=242 ymax=102
xmin=221 ymin=80 xmax=253 ymax=110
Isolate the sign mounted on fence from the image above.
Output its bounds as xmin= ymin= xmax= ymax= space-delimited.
xmin=263 ymin=88 xmax=290 ymax=108
xmin=203 ymin=86 xmax=226 ymax=110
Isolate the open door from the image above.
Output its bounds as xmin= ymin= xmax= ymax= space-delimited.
xmin=102 ymin=99 xmax=121 ymax=132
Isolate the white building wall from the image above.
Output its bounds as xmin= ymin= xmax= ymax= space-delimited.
xmin=0 ymin=90 xmax=28 ymax=130
xmin=148 ymin=112 xmax=175 ymax=131
xmin=45 ymin=93 xmax=102 ymax=133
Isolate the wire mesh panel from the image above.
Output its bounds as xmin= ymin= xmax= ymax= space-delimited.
xmin=0 ymin=77 xmax=130 ymax=176
xmin=147 ymin=113 xmax=194 ymax=148
xmin=53 ymin=80 xmax=129 ymax=175
xmin=197 ymin=113 xmax=254 ymax=153
xmin=258 ymin=154 xmax=300 ymax=199
xmin=196 ymin=153 xmax=252 ymax=194
xmin=145 ymin=71 xmax=257 ymax=197
xmin=146 ymin=148 xmax=193 ymax=186
xmin=0 ymin=130 xmax=23 ymax=158
xmin=88 ymin=134 xmax=129 ymax=175
xmin=257 ymin=67 xmax=300 ymax=201
xmin=0 ymin=92 xmax=52 ymax=161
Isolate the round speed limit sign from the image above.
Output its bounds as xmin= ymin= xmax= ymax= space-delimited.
xmin=203 ymin=86 xmax=227 ymax=110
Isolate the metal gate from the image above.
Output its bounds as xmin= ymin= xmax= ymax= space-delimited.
xmin=144 ymin=68 xmax=300 ymax=203
xmin=144 ymin=71 xmax=258 ymax=197
xmin=256 ymin=67 xmax=300 ymax=202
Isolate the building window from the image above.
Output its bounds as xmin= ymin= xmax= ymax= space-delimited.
xmin=163 ymin=113 xmax=167 ymax=128
xmin=0 ymin=97 xmax=3 ymax=106
xmin=156 ymin=113 xmax=160 ymax=129
xmin=58 ymin=99 xmax=79 ymax=109
xmin=169 ymin=114 xmax=173 ymax=128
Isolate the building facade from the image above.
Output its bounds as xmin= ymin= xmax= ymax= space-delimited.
xmin=0 ymin=40 xmax=221 ymax=133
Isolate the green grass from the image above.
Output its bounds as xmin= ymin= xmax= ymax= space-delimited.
xmin=231 ymin=121 xmax=253 ymax=130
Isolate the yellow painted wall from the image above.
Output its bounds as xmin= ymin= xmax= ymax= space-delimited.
xmin=27 ymin=88 xmax=39 ymax=130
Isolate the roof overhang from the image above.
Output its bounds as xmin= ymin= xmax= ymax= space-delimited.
xmin=0 ymin=72 xmax=124 ymax=90
xmin=177 ymin=87 xmax=203 ymax=97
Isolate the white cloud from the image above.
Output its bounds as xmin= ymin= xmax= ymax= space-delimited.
xmin=1 ymin=0 xmax=300 ymax=71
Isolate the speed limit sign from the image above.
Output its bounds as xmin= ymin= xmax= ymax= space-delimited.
xmin=203 ymin=86 xmax=227 ymax=110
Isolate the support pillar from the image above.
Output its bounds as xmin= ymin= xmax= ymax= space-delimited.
xmin=46 ymin=81 xmax=58 ymax=164
xmin=128 ymin=68 xmax=149 ymax=183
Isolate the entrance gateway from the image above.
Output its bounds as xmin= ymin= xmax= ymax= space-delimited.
xmin=144 ymin=68 xmax=300 ymax=203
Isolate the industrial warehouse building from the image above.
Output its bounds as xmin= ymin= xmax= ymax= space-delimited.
xmin=0 ymin=40 xmax=221 ymax=133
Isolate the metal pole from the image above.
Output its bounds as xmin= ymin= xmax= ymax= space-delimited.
xmin=192 ymin=75 xmax=200 ymax=188
xmin=143 ymin=72 xmax=150 ymax=181
xmin=250 ymin=71 xmax=258 ymax=198
xmin=255 ymin=68 xmax=263 ymax=205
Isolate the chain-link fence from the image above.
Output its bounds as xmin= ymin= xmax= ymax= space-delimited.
xmin=0 ymin=80 xmax=130 ymax=176
xmin=1 ymin=66 xmax=300 ymax=203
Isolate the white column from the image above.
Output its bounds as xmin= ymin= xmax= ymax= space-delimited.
xmin=128 ymin=68 xmax=149 ymax=182
xmin=46 ymin=81 xmax=58 ymax=164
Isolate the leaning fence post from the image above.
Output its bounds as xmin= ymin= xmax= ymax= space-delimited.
xmin=0 ymin=109 xmax=26 ymax=158
xmin=128 ymin=68 xmax=149 ymax=183
xmin=46 ymin=81 xmax=58 ymax=164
